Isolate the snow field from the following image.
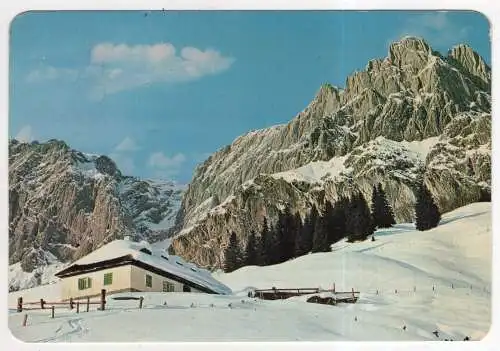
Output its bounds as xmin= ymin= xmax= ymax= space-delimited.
xmin=8 ymin=202 xmax=492 ymax=342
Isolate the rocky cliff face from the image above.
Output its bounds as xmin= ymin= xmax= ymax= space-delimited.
xmin=8 ymin=140 xmax=184 ymax=289
xmin=171 ymin=37 xmax=491 ymax=269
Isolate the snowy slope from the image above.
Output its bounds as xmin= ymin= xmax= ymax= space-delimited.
xmin=8 ymin=262 xmax=65 ymax=293
xmin=270 ymin=137 xmax=439 ymax=185
xmin=8 ymin=202 xmax=491 ymax=342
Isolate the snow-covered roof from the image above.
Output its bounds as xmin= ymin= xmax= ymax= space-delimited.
xmin=56 ymin=239 xmax=231 ymax=295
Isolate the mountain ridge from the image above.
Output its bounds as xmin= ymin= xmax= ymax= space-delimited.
xmin=8 ymin=138 xmax=184 ymax=289
xmin=169 ymin=37 xmax=491 ymax=269
xmin=8 ymin=36 xmax=491 ymax=285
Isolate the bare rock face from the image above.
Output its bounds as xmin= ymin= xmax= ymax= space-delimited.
xmin=448 ymin=44 xmax=491 ymax=91
xmin=8 ymin=140 xmax=184 ymax=285
xmin=171 ymin=37 xmax=491 ymax=269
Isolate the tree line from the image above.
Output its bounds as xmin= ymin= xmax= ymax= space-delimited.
xmin=224 ymin=182 xmax=440 ymax=273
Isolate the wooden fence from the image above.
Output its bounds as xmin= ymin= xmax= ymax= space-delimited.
xmin=252 ymin=286 xmax=360 ymax=303
xmin=15 ymin=289 xmax=107 ymax=316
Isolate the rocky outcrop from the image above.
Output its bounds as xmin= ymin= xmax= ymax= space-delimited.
xmin=170 ymin=37 xmax=491 ymax=269
xmin=8 ymin=140 xmax=184 ymax=280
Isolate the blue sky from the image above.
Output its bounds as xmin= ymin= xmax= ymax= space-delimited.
xmin=9 ymin=11 xmax=490 ymax=183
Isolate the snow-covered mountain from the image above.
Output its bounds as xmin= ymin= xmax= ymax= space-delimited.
xmin=8 ymin=202 xmax=491 ymax=341
xmin=170 ymin=37 xmax=491 ymax=269
xmin=8 ymin=139 xmax=184 ymax=291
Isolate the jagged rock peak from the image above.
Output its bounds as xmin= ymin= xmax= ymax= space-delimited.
xmin=390 ymin=36 xmax=432 ymax=54
xmin=306 ymin=83 xmax=343 ymax=119
xmin=388 ymin=36 xmax=433 ymax=69
xmin=448 ymin=44 xmax=491 ymax=89
xmin=169 ymin=37 xmax=491 ymax=271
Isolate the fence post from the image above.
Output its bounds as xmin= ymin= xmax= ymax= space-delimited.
xmin=51 ymin=305 xmax=55 ymax=319
xmin=100 ymin=289 xmax=106 ymax=311
xmin=22 ymin=313 xmax=28 ymax=327
xmin=139 ymin=296 xmax=144 ymax=309
xmin=76 ymin=302 xmax=80 ymax=313
xmin=69 ymin=297 xmax=74 ymax=310
xmin=333 ymin=283 xmax=336 ymax=293
xmin=86 ymin=297 xmax=90 ymax=312
xmin=17 ymin=297 xmax=23 ymax=312
xmin=352 ymin=288 xmax=355 ymax=299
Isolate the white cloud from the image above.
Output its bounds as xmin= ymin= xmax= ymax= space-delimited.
xmin=15 ymin=125 xmax=35 ymax=142
xmin=148 ymin=152 xmax=186 ymax=171
xmin=91 ymin=43 xmax=177 ymax=64
xmin=395 ymin=12 xmax=470 ymax=48
xmin=26 ymin=66 xmax=79 ymax=83
xmin=114 ymin=137 xmax=139 ymax=152
xmin=27 ymin=42 xmax=235 ymax=98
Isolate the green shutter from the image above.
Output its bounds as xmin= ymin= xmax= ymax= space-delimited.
xmin=104 ymin=273 xmax=113 ymax=285
xmin=78 ymin=277 xmax=91 ymax=290
xmin=146 ymin=274 xmax=152 ymax=288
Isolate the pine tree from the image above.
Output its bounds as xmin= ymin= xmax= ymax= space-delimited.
xmin=258 ymin=217 xmax=271 ymax=266
xmin=312 ymin=209 xmax=330 ymax=252
xmin=322 ymin=201 xmax=335 ymax=245
xmin=479 ymin=188 xmax=491 ymax=202
xmin=415 ymin=182 xmax=441 ymax=231
xmin=224 ymin=232 xmax=242 ymax=273
xmin=280 ymin=206 xmax=298 ymax=261
xmin=371 ymin=183 xmax=396 ymax=229
xmin=244 ymin=231 xmax=258 ymax=266
xmin=346 ymin=192 xmax=374 ymax=242
xmin=291 ymin=212 xmax=303 ymax=258
xmin=371 ymin=185 xmax=380 ymax=229
xmin=327 ymin=198 xmax=348 ymax=244
xmin=269 ymin=221 xmax=283 ymax=264
xmin=271 ymin=217 xmax=283 ymax=264
xmin=295 ymin=205 xmax=317 ymax=256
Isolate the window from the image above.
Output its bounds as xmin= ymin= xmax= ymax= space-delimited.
xmin=140 ymin=248 xmax=152 ymax=255
xmin=145 ymin=274 xmax=152 ymax=288
xmin=78 ymin=277 xmax=92 ymax=290
xmin=163 ymin=281 xmax=175 ymax=292
xmin=103 ymin=272 xmax=113 ymax=285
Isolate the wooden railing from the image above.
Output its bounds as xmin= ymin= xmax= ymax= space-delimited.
xmin=252 ymin=287 xmax=360 ymax=301
xmin=14 ymin=289 xmax=107 ymax=315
